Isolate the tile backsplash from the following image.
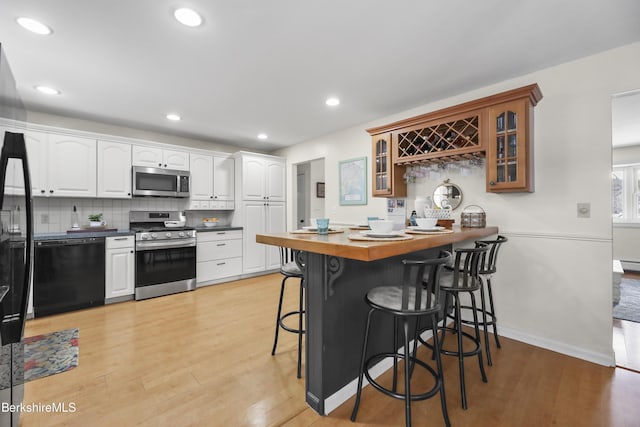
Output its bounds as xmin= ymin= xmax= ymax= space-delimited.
xmin=33 ymin=197 xmax=233 ymax=233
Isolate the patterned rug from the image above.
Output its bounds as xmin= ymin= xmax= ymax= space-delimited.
xmin=613 ymin=279 xmax=640 ymax=323
xmin=24 ymin=328 xmax=79 ymax=382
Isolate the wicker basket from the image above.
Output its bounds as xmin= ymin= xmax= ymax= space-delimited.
xmin=460 ymin=205 xmax=486 ymax=228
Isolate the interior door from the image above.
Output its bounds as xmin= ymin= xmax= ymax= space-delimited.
xmin=296 ymin=170 xmax=308 ymax=228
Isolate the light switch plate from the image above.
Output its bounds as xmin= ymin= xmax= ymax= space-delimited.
xmin=577 ymin=202 xmax=590 ymax=218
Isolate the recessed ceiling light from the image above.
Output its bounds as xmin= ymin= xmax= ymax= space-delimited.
xmin=35 ymin=85 xmax=60 ymax=95
xmin=257 ymin=133 xmax=268 ymax=140
xmin=166 ymin=114 xmax=181 ymax=121
xmin=16 ymin=17 xmax=52 ymax=35
xmin=325 ymin=97 xmax=340 ymax=107
xmin=174 ymin=8 xmax=203 ymax=27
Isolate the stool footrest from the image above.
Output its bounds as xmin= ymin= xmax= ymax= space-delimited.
xmin=363 ymin=352 xmax=442 ymax=402
xmin=433 ymin=327 xmax=483 ymax=358
xmin=278 ymin=310 xmax=306 ymax=334
xmin=450 ymin=304 xmax=497 ymax=327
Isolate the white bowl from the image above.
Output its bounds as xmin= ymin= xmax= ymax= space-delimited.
xmin=368 ymin=219 xmax=394 ymax=234
xmin=415 ymin=218 xmax=438 ymax=228
xmin=203 ymin=221 xmax=217 ymax=228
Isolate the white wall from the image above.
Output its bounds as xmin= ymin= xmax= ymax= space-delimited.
xmin=276 ymin=41 xmax=640 ymax=366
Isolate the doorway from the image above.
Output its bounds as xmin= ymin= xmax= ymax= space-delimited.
xmin=611 ymin=89 xmax=640 ymax=372
xmin=293 ymin=159 xmax=325 ymax=230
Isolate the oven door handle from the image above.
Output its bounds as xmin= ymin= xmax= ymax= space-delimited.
xmin=136 ymin=239 xmax=196 ymax=250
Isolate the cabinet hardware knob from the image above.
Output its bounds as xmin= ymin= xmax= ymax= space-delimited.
xmin=127 ymin=193 xmax=131 ymax=196
xmin=164 ymin=164 xmax=167 ymax=168
xmin=217 ymin=262 xmax=226 ymax=266
xmin=40 ymin=189 xmax=45 ymax=193
xmin=210 ymin=196 xmax=213 ymax=199
xmin=217 ymin=243 xmax=226 ymax=246
xmin=158 ymin=163 xmax=162 ymax=167
xmin=49 ymin=190 xmax=54 ymax=193
xmin=489 ymin=181 xmax=496 ymax=185
xmin=130 ymin=250 xmax=134 ymax=254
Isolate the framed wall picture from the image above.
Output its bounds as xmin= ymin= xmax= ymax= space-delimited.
xmin=339 ymin=157 xmax=367 ymax=205
xmin=316 ymin=182 xmax=325 ymax=198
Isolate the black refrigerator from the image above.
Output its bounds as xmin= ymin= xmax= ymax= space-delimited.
xmin=0 ymin=44 xmax=33 ymax=426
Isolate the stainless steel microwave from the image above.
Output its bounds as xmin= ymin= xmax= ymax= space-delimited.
xmin=132 ymin=166 xmax=190 ymax=198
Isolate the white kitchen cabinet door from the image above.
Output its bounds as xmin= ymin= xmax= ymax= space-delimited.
xmin=132 ymin=146 xmax=189 ymax=170
xmin=132 ymin=145 xmax=163 ymax=168
xmin=0 ymin=128 xmax=47 ymax=196
xmin=47 ymin=134 xmax=97 ymax=197
xmin=241 ymin=156 xmax=266 ymax=200
xmin=213 ymin=156 xmax=234 ymax=200
xmin=265 ymin=159 xmax=286 ymax=201
xmin=97 ymin=141 xmax=132 ymax=198
xmin=265 ymin=202 xmax=286 ymax=270
xmin=163 ymin=149 xmax=190 ymax=171
xmin=242 ymin=201 xmax=267 ymax=273
xmin=24 ymin=131 xmax=48 ymax=196
xmin=105 ymin=237 xmax=135 ymax=299
xmin=189 ymin=153 xmax=214 ymax=200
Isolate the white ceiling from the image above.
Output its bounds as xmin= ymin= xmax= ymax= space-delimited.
xmin=1 ymin=1 xmax=640 ymax=152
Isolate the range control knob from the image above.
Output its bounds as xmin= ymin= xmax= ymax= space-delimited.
xmin=178 ymin=232 xmax=185 ymax=237
xmin=151 ymin=233 xmax=158 ymax=239
xmin=141 ymin=233 xmax=149 ymax=240
xmin=166 ymin=232 xmax=172 ymax=238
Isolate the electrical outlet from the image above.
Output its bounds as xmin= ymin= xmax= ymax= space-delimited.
xmin=41 ymin=213 xmax=49 ymax=223
xmin=577 ymin=202 xmax=590 ymax=218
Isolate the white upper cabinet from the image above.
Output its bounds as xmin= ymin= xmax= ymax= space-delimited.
xmin=239 ymin=154 xmax=285 ymax=201
xmin=132 ymin=145 xmax=189 ymax=171
xmin=47 ymin=134 xmax=97 ymax=197
xmin=213 ymin=156 xmax=234 ymax=201
xmin=97 ymin=140 xmax=132 ymax=198
xmin=163 ymin=149 xmax=190 ymax=170
xmin=0 ymin=128 xmax=47 ymax=196
xmin=265 ymin=159 xmax=285 ymax=201
xmin=189 ymin=153 xmax=214 ymax=200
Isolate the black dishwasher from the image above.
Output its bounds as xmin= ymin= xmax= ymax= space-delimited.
xmin=34 ymin=237 xmax=105 ymax=317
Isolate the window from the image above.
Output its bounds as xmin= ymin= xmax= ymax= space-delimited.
xmin=612 ymin=164 xmax=640 ymax=221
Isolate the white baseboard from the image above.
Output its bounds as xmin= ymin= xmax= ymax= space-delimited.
xmin=497 ymin=325 xmax=615 ymax=367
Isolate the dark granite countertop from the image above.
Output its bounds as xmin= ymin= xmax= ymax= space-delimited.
xmin=34 ymin=230 xmax=135 ymax=241
xmin=194 ymin=226 xmax=243 ymax=233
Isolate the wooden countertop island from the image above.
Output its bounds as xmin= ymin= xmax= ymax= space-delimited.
xmin=257 ymin=226 xmax=498 ymax=415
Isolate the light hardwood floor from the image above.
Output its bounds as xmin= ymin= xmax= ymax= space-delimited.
xmin=22 ymin=273 xmax=640 ymax=427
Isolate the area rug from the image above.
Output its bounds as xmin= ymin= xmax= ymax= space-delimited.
xmin=24 ymin=328 xmax=79 ymax=382
xmin=613 ymin=279 xmax=640 ymax=323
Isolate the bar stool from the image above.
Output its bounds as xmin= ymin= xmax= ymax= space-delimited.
xmin=422 ymin=244 xmax=489 ymax=410
xmin=271 ymin=247 xmax=305 ymax=378
xmin=458 ymin=236 xmax=508 ymax=366
xmin=351 ymin=252 xmax=452 ymax=427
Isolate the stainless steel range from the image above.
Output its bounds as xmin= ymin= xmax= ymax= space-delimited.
xmin=130 ymin=211 xmax=196 ymax=300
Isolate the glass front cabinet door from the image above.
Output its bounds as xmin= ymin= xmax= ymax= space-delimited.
xmin=372 ymin=132 xmax=406 ymax=197
xmin=486 ymin=99 xmax=534 ymax=192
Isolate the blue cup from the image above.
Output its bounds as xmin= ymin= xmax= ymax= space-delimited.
xmin=316 ymin=218 xmax=330 ymax=235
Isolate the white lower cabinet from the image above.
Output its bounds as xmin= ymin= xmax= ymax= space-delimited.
xmin=196 ymin=230 xmax=243 ymax=285
xmin=241 ymin=201 xmax=285 ymax=274
xmin=105 ymin=236 xmax=135 ymax=301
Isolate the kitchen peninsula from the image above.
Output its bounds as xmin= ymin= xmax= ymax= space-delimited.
xmin=256 ymin=226 xmax=497 ymax=414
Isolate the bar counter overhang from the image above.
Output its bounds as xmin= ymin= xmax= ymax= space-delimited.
xmin=257 ymin=226 xmax=498 ymax=415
